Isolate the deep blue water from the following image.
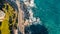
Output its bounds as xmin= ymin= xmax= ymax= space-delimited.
xmin=32 ymin=0 xmax=60 ymax=34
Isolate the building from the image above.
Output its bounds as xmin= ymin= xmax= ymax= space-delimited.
xmin=0 ymin=10 xmax=5 ymax=22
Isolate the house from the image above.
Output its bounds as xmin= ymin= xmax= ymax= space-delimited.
xmin=0 ymin=10 xmax=5 ymax=22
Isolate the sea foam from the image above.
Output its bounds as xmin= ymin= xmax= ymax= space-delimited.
xmin=23 ymin=0 xmax=42 ymax=25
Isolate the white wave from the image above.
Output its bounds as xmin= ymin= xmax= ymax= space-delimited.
xmin=29 ymin=11 xmax=42 ymax=25
xmin=29 ymin=9 xmax=33 ymax=18
xmin=36 ymin=18 xmax=42 ymax=25
xmin=23 ymin=0 xmax=42 ymax=25
xmin=29 ymin=0 xmax=35 ymax=7
xmin=23 ymin=0 xmax=36 ymax=7
xmin=22 ymin=0 xmax=42 ymax=25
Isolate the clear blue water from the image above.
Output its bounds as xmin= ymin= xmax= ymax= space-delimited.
xmin=33 ymin=0 xmax=60 ymax=34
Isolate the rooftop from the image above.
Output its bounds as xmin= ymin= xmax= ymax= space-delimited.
xmin=0 ymin=10 xmax=5 ymax=21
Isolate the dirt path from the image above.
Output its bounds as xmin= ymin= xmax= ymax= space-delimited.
xmin=16 ymin=0 xmax=25 ymax=34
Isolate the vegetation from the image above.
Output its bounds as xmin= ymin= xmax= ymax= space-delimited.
xmin=0 ymin=3 xmax=18 ymax=34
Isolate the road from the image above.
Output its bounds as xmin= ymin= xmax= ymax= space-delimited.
xmin=16 ymin=0 xmax=25 ymax=34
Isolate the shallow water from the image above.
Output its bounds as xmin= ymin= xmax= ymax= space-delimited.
xmin=33 ymin=0 xmax=60 ymax=34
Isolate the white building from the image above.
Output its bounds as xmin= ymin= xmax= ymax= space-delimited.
xmin=0 ymin=10 xmax=5 ymax=22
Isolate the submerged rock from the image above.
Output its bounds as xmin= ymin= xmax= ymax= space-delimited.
xmin=25 ymin=24 xmax=48 ymax=34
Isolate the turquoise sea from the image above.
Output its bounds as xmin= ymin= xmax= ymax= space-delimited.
xmin=33 ymin=0 xmax=60 ymax=34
